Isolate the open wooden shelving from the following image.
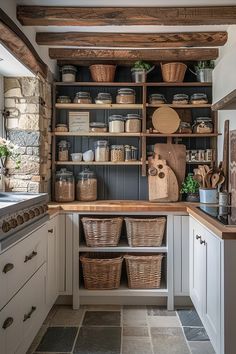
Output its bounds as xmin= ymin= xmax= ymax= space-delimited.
xmin=53 ymin=132 xmax=142 ymax=137
xmin=54 ymin=81 xmax=212 ymax=87
xmin=55 ymin=103 xmax=143 ymax=110
xmin=147 ymin=103 xmax=212 ymax=108
xmin=55 ymin=161 xmax=143 ymax=166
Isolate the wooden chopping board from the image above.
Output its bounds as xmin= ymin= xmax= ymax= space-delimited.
xmin=154 ymin=143 xmax=186 ymax=188
xmin=230 ymin=130 xmax=236 ymax=221
xmin=148 ymin=157 xmax=179 ymax=202
xmin=152 ymin=106 xmax=180 ymax=134
xmin=222 ymin=120 xmax=229 ymax=192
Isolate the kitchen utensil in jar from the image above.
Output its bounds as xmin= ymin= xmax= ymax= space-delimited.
xmin=152 ymin=107 xmax=180 ymax=134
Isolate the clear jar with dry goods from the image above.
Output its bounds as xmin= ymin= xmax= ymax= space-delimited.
xmin=55 ymin=124 xmax=68 ymax=132
xmin=58 ymin=140 xmax=70 ymax=161
xmin=73 ymin=92 xmax=92 ymax=104
xmin=177 ymin=122 xmax=192 ymax=134
xmin=149 ymin=94 xmax=166 ymax=105
xmin=61 ymin=65 xmax=77 ymax=82
xmin=76 ymin=168 xmax=97 ymax=202
xmin=110 ymin=145 xmax=125 ymax=162
xmin=192 ymin=117 xmax=213 ymax=134
xmin=190 ymin=93 xmax=208 ymax=104
xmin=125 ymin=114 xmax=142 ymax=133
xmin=172 ymin=94 xmax=189 ymax=104
xmin=95 ymin=92 xmax=112 ymax=104
xmin=109 ymin=115 xmax=125 ymax=133
xmin=116 ymin=88 xmax=135 ymax=104
xmin=94 ymin=140 xmax=109 ymax=162
xmin=90 ymin=122 xmax=108 ymax=132
xmin=55 ymin=169 xmax=75 ymax=202
xmin=57 ymin=96 xmax=71 ymax=104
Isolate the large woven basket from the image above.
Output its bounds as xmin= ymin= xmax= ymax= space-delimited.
xmin=80 ymin=253 xmax=123 ymax=289
xmin=89 ymin=64 xmax=116 ymax=82
xmin=82 ymin=217 xmax=123 ymax=247
xmin=125 ymin=217 xmax=166 ymax=247
xmin=125 ymin=254 xmax=164 ymax=289
xmin=161 ymin=62 xmax=187 ymax=82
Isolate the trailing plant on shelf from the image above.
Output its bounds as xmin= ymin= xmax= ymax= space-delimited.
xmin=181 ymin=173 xmax=200 ymax=202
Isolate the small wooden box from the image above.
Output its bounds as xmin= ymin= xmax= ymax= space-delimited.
xmin=68 ymin=111 xmax=90 ymax=132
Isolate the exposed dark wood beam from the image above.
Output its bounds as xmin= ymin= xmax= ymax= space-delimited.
xmin=49 ymin=48 xmax=219 ymax=62
xmin=36 ymin=31 xmax=227 ymax=48
xmin=17 ymin=6 xmax=236 ymax=26
xmin=212 ymin=89 xmax=236 ymax=111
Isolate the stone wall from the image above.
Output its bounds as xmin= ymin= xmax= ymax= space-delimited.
xmin=4 ymin=75 xmax=52 ymax=194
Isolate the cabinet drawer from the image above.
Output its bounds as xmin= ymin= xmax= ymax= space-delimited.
xmin=0 ymin=223 xmax=47 ymax=309
xmin=0 ymin=264 xmax=47 ymax=354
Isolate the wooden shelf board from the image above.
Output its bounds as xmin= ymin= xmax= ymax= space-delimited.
xmin=53 ymin=132 xmax=141 ymax=137
xmin=145 ymin=133 xmax=220 ymax=137
xmin=212 ymin=89 xmax=236 ymax=111
xmin=54 ymin=81 xmax=212 ymax=87
xmin=55 ymin=161 xmax=143 ymax=166
xmin=55 ymin=103 xmax=143 ymax=110
xmin=147 ymin=103 xmax=212 ymax=108
xmin=186 ymin=161 xmax=213 ymax=164
xmin=145 ymin=82 xmax=212 ymax=87
xmin=79 ymin=241 xmax=167 ymax=253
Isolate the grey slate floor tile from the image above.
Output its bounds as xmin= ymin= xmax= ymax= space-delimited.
xmin=122 ymin=337 xmax=153 ymax=354
xmin=183 ymin=327 xmax=210 ymax=341
xmin=82 ymin=311 xmax=120 ymax=326
xmin=177 ymin=309 xmax=203 ymax=327
xmin=123 ymin=326 xmax=149 ymax=337
xmin=73 ymin=326 xmax=121 ymax=354
xmin=189 ymin=341 xmax=216 ymax=354
xmin=36 ymin=327 xmax=78 ymax=353
xmin=147 ymin=305 xmax=176 ymax=317
xmin=151 ymin=327 xmax=190 ymax=354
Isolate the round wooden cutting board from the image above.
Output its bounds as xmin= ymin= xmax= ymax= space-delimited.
xmin=152 ymin=106 xmax=180 ymax=134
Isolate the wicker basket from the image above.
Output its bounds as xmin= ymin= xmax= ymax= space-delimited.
xmin=161 ymin=62 xmax=187 ymax=83
xmin=80 ymin=253 xmax=123 ymax=289
xmin=125 ymin=217 xmax=166 ymax=247
xmin=82 ymin=217 xmax=123 ymax=247
xmin=125 ymin=254 xmax=164 ymax=289
xmin=89 ymin=64 xmax=116 ymax=82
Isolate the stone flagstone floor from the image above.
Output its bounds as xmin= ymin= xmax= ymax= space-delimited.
xmin=27 ymin=305 xmax=215 ymax=354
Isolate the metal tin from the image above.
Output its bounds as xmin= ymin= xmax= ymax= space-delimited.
xmin=219 ymin=192 xmax=228 ymax=206
xmin=199 ymin=188 xmax=218 ymax=204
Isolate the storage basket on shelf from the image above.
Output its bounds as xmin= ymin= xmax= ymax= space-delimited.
xmin=89 ymin=64 xmax=116 ymax=82
xmin=161 ymin=62 xmax=187 ymax=83
xmin=80 ymin=253 xmax=123 ymax=290
xmin=124 ymin=254 xmax=164 ymax=289
xmin=82 ymin=217 xmax=123 ymax=247
xmin=124 ymin=217 xmax=166 ymax=247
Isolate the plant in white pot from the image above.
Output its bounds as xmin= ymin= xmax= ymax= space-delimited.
xmin=181 ymin=174 xmax=200 ymax=202
xmin=193 ymin=60 xmax=215 ymax=83
xmin=131 ymin=61 xmax=154 ymax=83
xmin=0 ymin=137 xmax=20 ymax=192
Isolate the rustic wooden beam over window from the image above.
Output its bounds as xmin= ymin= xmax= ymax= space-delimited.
xmin=17 ymin=6 xmax=236 ymax=26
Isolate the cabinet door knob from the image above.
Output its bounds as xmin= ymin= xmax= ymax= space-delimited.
xmin=196 ymin=235 xmax=201 ymax=240
xmin=2 ymin=317 xmax=14 ymax=329
xmin=23 ymin=306 xmax=36 ymax=322
xmin=200 ymin=239 xmax=206 ymax=246
xmin=2 ymin=263 xmax=14 ymax=274
xmin=48 ymin=228 xmax=53 ymax=233
xmin=24 ymin=250 xmax=38 ymax=263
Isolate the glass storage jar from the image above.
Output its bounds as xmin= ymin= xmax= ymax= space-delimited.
xmin=73 ymin=92 xmax=92 ymax=104
xmin=58 ymin=140 xmax=70 ymax=161
xmin=178 ymin=122 xmax=192 ymax=134
xmin=149 ymin=94 xmax=166 ymax=105
xmin=125 ymin=145 xmax=132 ymax=161
xmin=190 ymin=93 xmax=208 ymax=104
xmin=116 ymin=88 xmax=135 ymax=104
xmin=76 ymin=168 xmax=97 ymax=202
xmin=110 ymin=145 xmax=125 ymax=162
xmin=125 ymin=114 xmax=142 ymax=133
xmin=109 ymin=115 xmax=125 ymax=133
xmin=131 ymin=146 xmax=138 ymax=160
xmin=90 ymin=122 xmax=108 ymax=132
xmin=95 ymin=92 xmax=112 ymax=104
xmin=61 ymin=65 xmax=77 ymax=82
xmin=55 ymin=124 xmax=68 ymax=132
xmin=192 ymin=117 xmax=213 ymax=134
xmin=55 ymin=169 xmax=75 ymax=202
xmin=57 ymin=96 xmax=71 ymax=104
xmin=172 ymin=94 xmax=189 ymax=104
xmin=94 ymin=140 xmax=109 ymax=161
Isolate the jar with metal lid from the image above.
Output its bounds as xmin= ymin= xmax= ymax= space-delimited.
xmin=131 ymin=146 xmax=138 ymax=160
xmin=61 ymin=65 xmax=77 ymax=82
xmin=110 ymin=145 xmax=125 ymax=162
xmin=125 ymin=114 xmax=142 ymax=133
xmin=172 ymin=94 xmax=189 ymax=104
xmin=125 ymin=145 xmax=132 ymax=161
xmin=94 ymin=140 xmax=109 ymax=161
xmin=95 ymin=92 xmax=112 ymax=104
xmin=116 ymin=88 xmax=136 ymax=104
xmin=73 ymin=92 xmax=92 ymax=104
xmin=149 ymin=94 xmax=166 ymax=105
xmin=190 ymin=93 xmax=208 ymax=104
xmin=55 ymin=169 xmax=75 ymax=202
xmin=58 ymin=140 xmax=70 ymax=161
xmin=178 ymin=122 xmax=192 ymax=134
xmin=192 ymin=117 xmax=213 ymax=134
xmin=55 ymin=124 xmax=68 ymax=132
xmin=57 ymin=96 xmax=71 ymax=104
xmin=109 ymin=115 xmax=125 ymax=133
xmin=90 ymin=122 xmax=108 ymax=132
xmin=76 ymin=168 xmax=97 ymax=201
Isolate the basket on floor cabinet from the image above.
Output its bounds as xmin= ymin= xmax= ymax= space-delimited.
xmin=124 ymin=217 xmax=166 ymax=247
xmin=80 ymin=253 xmax=123 ymax=290
xmin=124 ymin=254 xmax=164 ymax=289
xmin=82 ymin=217 xmax=123 ymax=247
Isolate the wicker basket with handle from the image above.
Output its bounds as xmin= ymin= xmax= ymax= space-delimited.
xmin=124 ymin=254 xmax=164 ymax=289
xmin=89 ymin=64 xmax=116 ymax=82
xmin=80 ymin=253 xmax=123 ymax=289
xmin=125 ymin=217 xmax=166 ymax=247
xmin=161 ymin=62 xmax=187 ymax=83
xmin=82 ymin=217 xmax=123 ymax=247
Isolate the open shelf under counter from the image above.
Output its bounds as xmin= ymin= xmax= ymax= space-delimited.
xmin=79 ymin=241 xmax=167 ymax=253
xmin=146 ymin=103 xmax=212 ymax=109
xmin=55 ymin=161 xmax=143 ymax=166
xmin=55 ymin=103 xmax=143 ymax=110
xmin=53 ymin=132 xmax=142 ymax=137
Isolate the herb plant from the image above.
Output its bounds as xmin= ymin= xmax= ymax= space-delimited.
xmin=132 ymin=61 xmax=152 ymax=71
xmin=195 ymin=60 xmax=215 ymax=70
xmin=181 ymin=174 xmax=199 ymax=194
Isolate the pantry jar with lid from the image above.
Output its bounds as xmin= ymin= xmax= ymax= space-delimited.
xmin=178 ymin=122 xmax=192 ymax=134
xmin=172 ymin=94 xmax=189 ymax=104
xmin=55 ymin=124 xmax=68 ymax=132
xmin=61 ymin=65 xmax=77 ymax=82
xmin=149 ymin=94 xmax=166 ymax=105
xmin=190 ymin=93 xmax=208 ymax=104
xmin=55 ymin=169 xmax=75 ymax=202
xmin=116 ymin=88 xmax=136 ymax=104
xmin=109 ymin=115 xmax=125 ymax=133
xmin=94 ymin=140 xmax=109 ymax=161
xmin=73 ymin=92 xmax=92 ymax=104
xmin=192 ymin=117 xmax=213 ymax=134
xmin=95 ymin=92 xmax=112 ymax=104
xmin=90 ymin=122 xmax=108 ymax=132
xmin=58 ymin=140 xmax=70 ymax=161
xmin=57 ymin=96 xmax=71 ymax=104
xmin=110 ymin=145 xmax=125 ymax=162
xmin=125 ymin=114 xmax=142 ymax=133
xmin=76 ymin=168 xmax=97 ymax=202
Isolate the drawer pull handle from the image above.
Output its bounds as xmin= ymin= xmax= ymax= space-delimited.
xmin=200 ymin=239 xmax=206 ymax=246
xmin=24 ymin=251 xmax=38 ymax=263
xmin=48 ymin=229 xmax=53 ymax=233
xmin=3 ymin=263 xmax=14 ymax=273
xmin=23 ymin=306 xmax=36 ymax=322
xmin=2 ymin=317 xmax=14 ymax=329
xmin=196 ymin=235 xmax=201 ymax=240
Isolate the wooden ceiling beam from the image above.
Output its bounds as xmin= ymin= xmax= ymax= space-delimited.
xmin=49 ymin=48 xmax=219 ymax=62
xmin=17 ymin=6 xmax=236 ymax=26
xmin=36 ymin=31 xmax=227 ymax=48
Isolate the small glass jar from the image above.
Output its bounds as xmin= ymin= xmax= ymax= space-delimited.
xmin=61 ymin=65 xmax=77 ymax=82
xmin=110 ymin=145 xmax=125 ymax=162
xmin=125 ymin=145 xmax=132 ymax=161
xmin=178 ymin=122 xmax=192 ymax=134
xmin=116 ymin=88 xmax=135 ymax=104
xmin=125 ymin=114 xmax=142 ymax=133
xmin=55 ymin=169 xmax=75 ymax=202
xmin=55 ymin=124 xmax=68 ymax=132
xmin=109 ymin=115 xmax=125 ymax=133
xmin=90 ymin=122 xmax=108 ymax=132
xmin=149 ymin=94 xmax=166 ymax=105
xmin=73 ymin=92 xmax=92 ymax=104
xmin=190 ymin=93 xmax=208 ymax=104
xmin=58 ymin=140 xmax=70 ymax=161
xmin=192 ymin=117 xmax=213 ymax=133
xmin=95 ymin=92 xmax=112 ymax=104
xmin=94 ymin=140 xmax=109 ymax=162
xmin=131 ymin=146 xmax=138 ymax=160
xmin=172 ymin=94 xmax=189 ymax=104
xmin=76 ymin=168 xmax=97 ymax=202
xmin=57 ymin=96 xmax=71 ymax=104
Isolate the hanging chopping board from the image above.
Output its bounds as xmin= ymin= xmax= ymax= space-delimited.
xmin=154 ymin=143 xmax=186 ymax=188
xmin=222 ymin=120 xmax=229 ymax=192
xmin=148 ymin=157 xmax=179 ymax=202
xmin=230 ymin=130 xmax=236 ymax=221
xmin=152 ymin=107 xmax=180 ymax=134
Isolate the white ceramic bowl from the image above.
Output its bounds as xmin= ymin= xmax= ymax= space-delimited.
xmin=71 ymin=153 xmax=82 ymax=162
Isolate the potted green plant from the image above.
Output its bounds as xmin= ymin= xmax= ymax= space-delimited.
xmin=131 ymin=61 xmax=154 ymax=83
xmin=181 ymin=174 xmax=200 ymax=202
xmin=0 ymin=137 xmax=20 ymax=192
xmin=193 ymin=60 xmax=215 ymax=82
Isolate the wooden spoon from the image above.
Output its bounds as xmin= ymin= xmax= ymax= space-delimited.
xmin=193 ymin=174 xmax=203 ymax=187
xmin=211 ymin=173 xmax=220 ymax=188
xmin=217 ymin=175 xmax=225 ymax=189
